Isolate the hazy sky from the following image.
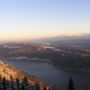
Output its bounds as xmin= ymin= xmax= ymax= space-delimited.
xmin=0 ymin=0 xmax=90 ymax=41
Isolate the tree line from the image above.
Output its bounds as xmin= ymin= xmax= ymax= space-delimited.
xmin=0 ymin=76 xmax=88 ymax=90
xmin=0 ymin=76 xmax=45 ymax=90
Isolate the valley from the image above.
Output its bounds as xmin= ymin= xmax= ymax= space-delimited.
xmin=0 ymin=42 xmax=90 ymax=90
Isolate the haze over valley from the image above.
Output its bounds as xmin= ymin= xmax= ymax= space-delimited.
xmin=0 ymin=0 xmax=90 ymax=90
xmin=0 ymin=34 xmax=89 ymax=89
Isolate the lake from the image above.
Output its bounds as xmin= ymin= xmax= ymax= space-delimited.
xmin=3 ymin=59 xmax=90 ymax=90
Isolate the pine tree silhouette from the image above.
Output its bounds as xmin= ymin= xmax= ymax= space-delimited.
xmin=21 ymin=76 xmax=30 ymax=90
xmin=44 ymin=85 xmax=47 ymax=90
xmin=0 ymin=76 xmax=2 ymax=90
xmin=67 ymin=78 xmax=75 ymax=90
xmin=10 ymin=76 xmax=15 ymax=90
xmin=21 ymin=84 xmax=25 ymax=90
xmin=35 ymin=83 xmax=41 ymax=90
xmin=16 ymin=78 xmax=20 ymax=90
xmin=2 ymin=77 xmax=7 ymax=90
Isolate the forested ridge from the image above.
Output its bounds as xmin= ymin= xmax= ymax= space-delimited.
xmin=0 ymin=61 xmax=50 ymax=90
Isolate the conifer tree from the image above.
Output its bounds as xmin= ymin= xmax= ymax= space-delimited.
xmin=0 ymin=76 xmax=2 ymax=90
xmin=2 ymin=77 xmax=7 ymax=90
xmin=21 ymin=76 xmax=30 ymax=90
xmin=35 ymin=83 xmax=41 ymax=90
xmin=10 ymin=76 xmax=15 ymax=90
xmin=16 ymin=78 xmax=20 ymax=90
xmin=21 ymin=84 xmax=25 ymax=90
xmin=44 ymin=85 xmax=47 ymax=90
xmin=6 ymin=80 xmax=10 ymax=90
xmin=85 ymin=86 xmax=88 ymax=90
xmin=67 ymin=78 xmax=75 ymax=90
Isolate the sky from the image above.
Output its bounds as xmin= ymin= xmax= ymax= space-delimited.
xmin=0 ymin=0 xmax=90 ymax=41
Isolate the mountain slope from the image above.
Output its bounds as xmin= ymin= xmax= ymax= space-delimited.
xmin=0 ymin=60 xmax=46 ymax=90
